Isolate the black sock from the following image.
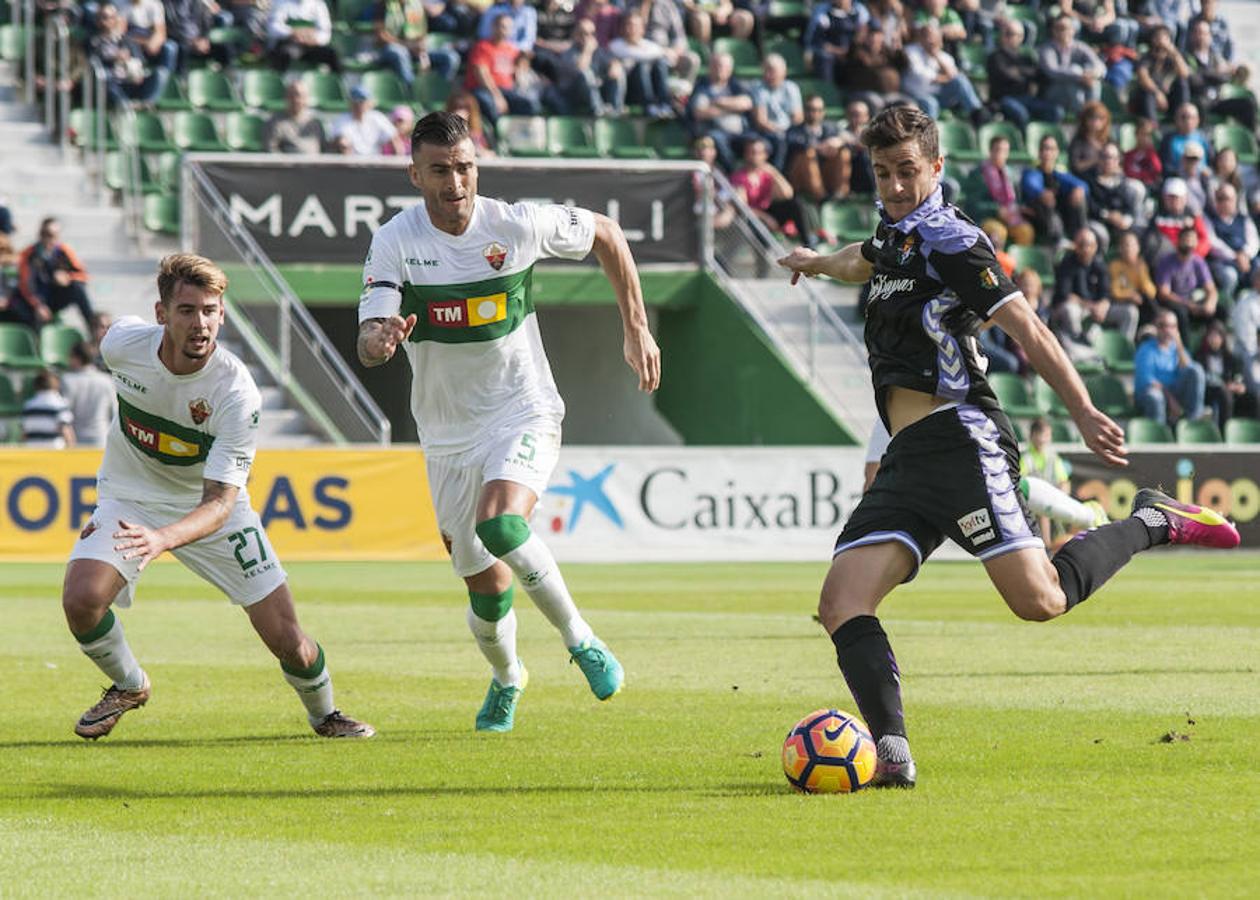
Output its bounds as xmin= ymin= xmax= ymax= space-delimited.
xmin=1051 ymin=518 xmax=1155 ymax=610
xmin=829 ymin=615 xmax=905 ymax=740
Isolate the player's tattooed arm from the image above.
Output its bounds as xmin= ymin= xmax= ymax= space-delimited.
xmin=112 ymin=480 xmax=241 ymax=571
xmin=358 ymin=315 xmax=417 ymax=367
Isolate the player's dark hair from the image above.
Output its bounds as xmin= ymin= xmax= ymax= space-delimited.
xmin=860 ymin=104 xmax=939 ymax=163
xmin=411 ymin=111 xmax=471 ymax=152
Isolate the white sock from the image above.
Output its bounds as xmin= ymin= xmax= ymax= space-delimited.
xmin=77 ymin=611 xmax=145 ymax=691
xmin=1024 ymin=476 xmax=1097 ymax=529
xmin=467 ymin=607 xmax=522 ymax=687
xmin=282 ymin=646 xmax=335 ymax=724
xmin=501 ymin=534 xmax=594 ymax=648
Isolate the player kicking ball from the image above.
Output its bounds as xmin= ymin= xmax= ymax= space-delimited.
xmin=63 ymin=254 xmax=374 ymax=741
xmin=778 ymin=105 xmax=1238 ymax=789
xmin=357 ymin=112 xmax=661 ymax=732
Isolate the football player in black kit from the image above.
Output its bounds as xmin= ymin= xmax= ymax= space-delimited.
xmin=778 ymin=104 xmax=1240 ymax=789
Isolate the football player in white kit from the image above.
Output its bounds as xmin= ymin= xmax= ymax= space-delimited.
xmin=358 ymin=111 xmax=661 ymax=732
xmin=63 ymin=254 xmax=374 ymax=741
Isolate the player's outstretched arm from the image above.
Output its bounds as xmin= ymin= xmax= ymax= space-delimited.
xmin=113 ymin=480 xmax=240 ymax=572
xmin=590 ymin=213 xmax=662 ymax=392
xmin=777 ymin=242 xmax=874 ymax=285
xmin=357 ymin=314 xmax=417 ymax=367
xmin=992 ymin=295 xmax=1128 ymax=467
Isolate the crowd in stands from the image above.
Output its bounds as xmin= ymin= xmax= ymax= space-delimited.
xmin=20 ymin=0 xmax=1260 ymax=443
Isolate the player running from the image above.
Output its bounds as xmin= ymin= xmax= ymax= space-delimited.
xmin=63 ymin=254 xmax=374 ymax=741
xmin=778 ymin=105 xmax=1238 ymax=789
xmin=357 ymin=111 xmax=661 ymax=732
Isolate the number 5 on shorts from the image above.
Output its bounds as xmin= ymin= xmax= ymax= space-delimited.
xmin=516 ymin=433 xmax=536 ymax=463
xmin=228 ymin=526 xmax=267 ymax=571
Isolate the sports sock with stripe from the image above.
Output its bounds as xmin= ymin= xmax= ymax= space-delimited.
xmin=281 ymin=644 xmax=336 ymax=724
xmin=74 ymin=609 xmax=146 ymax=691
xmin=467 ymin=595 xmax=523 ymax=688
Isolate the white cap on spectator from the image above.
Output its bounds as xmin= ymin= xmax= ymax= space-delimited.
xmin=1162 ymin=177 xmax=1189 ymax=197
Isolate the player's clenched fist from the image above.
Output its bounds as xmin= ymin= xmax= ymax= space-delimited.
xmin=357 ymin=313 xmax=417 ymax=367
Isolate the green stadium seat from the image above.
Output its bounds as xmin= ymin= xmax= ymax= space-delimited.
xmin=1034 ymin=377 xmax=1070 ymax=417
xmin=1116 ymin=120 xmax=1138 ymax=153
xmin=0 ymin=323 xmax=46 ymax=370
xmin=1025 ymin=121 xmax=1068 ymax=156
xmin=154 ymin=76 xmax=193 ymax=111
xmin=225 ymin=111 xmax=267 ymax=152
xmin=548 ymin=116 xmax=600 ymax=158
xmin=69 ymin=109 xmax=117 ymax=150
xmin=956 ymin=43 xmax=988 ymax=82
xmin=187 ymin=68 xmax=244 ymax=111
xmin=1007 ymin=244 xmax=1055 ymax=281
xmin=303 ymin=71 xmax=350 ymax=111
xmin=156 ymin=151 xmax=183 ymax=192
xmin=1101 ymin=82 xmax=1128 ymax=120
xmin=794 ymin=77 xmax=844 ymax=117
xmin=765 ymin=0 xmax=808 ymax=33
xmin=103 ymin=151 xmax=161 ymax=194
xmin=173 ymin=111 xmax=229 ymax=152
xmin=143 ymin=193 xmax=181 ymax=235
xmin=332 ymin=30 xmax=377 ymax=72
xmin=1224 ymin=417 xmax=1260 ymax=443
xmin=1212 ymin=123 xmax=1259 ymax=165
xmin=1050 ymin=419 xmax=1080 ymax=443
xmin=978 ymin=121 xmax=1030 ymax=164
xmin=820 ymin=202 xmax=874 ymax=244
xmin=117 ymin=111 xmax=176 ymax=153
xmin=360 ymin=70 xmax=412 ymax=108
xmin=687 ymin=36 xmax=710 ymax=66
xmin=644 ymin=119 xmax=692 ymax=159
xmin=938 ymin=118 xmax=981 ymax=164
xmin=763 ymin=36 xmax=807 ymax=78
xmin=40 ymin=325 xmax=85 ymax=368
xmin=595 ymin=118 xmax=654 ymax=159
xmin=1085 ymin=373 xmax=1132 ymax=418
xmin=0 ymin=379 xmax=22 ymax=418
xmin=713 ymin=36 xmax=761 ymax=79
xmin=1126 ymin=416 xmax=1174 ymax=443
xmin=412 ymin=70 xmax=453 ymax=107
xmin=1093 ymin=329 xmax=1136 ymax=374
xmin=0 ymin=24 xmax=25 ymax=62
xmin=207 ymin=25 xmax=248 ymax=52
xmin=497 ymin=115 xmax=548 ymax=157
xmin=988 ymin=372 xmax=1040 ymax=419
xmin=1176 ymin=417 xmax=1223 ymax=444
xmin=242 ymin=69 xmax=288 ymax=112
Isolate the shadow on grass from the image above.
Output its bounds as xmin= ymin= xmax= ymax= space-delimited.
xmin=0 ymin=730 xmax=472 ymax=751
xmin=913 ymin=667 xmax=1255 ymax=679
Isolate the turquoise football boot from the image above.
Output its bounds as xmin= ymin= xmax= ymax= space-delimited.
xmin=568 ymin=637 xmax=624 ymax=701
xmin=475 ymin=664 xmax=528 ymax=732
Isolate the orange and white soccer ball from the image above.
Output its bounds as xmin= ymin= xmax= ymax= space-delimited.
xmin=782 ymin=708 xmax=877 ymax=793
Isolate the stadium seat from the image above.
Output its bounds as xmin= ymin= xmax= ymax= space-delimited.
xmin=1176 ymin=417 xmax=1223 ymax=444
xmin=1224 ymin=417 xmax=1260 ymax=443
xmin=765 ymin=1 xmax=808 ymax=34
xmin=1211 ymin=123 xmax=1259 ymax=165
xmin=155 ymin=76 xmax=193 ymax=111
xmin=332 ymin=30 xmax=377 ymax=72
xmin=686 ymin=36 xmax=710 ymax=66
xmin=103 ymin=151 xmax=160 ymax=194
xmin=1004 ymin=4 xmax=1039 ymax=43
xmin=763 ymin=36 xmax=807 ymax=78
xmin=1007 ymin=244 xmax=1055 ymax=281
xmin=1116 ymin=120 xmax=1138 ymax=152
xmin=68 ymin=109 xmax=117 ymax=150
xmin=1084 ymin=373 xmax=1132 ymax=418
xmin=595 ymin=118 xmax=655 ymax=159
xmin=303 ymin=71 xmax=350 ymax=111
xmin=956 ymin=43 xmax=988 ymax=82
xmin=0 ymin=379 xmax=22 ymax=417
xmin=156 ymin=151 xmax=183 ymax=193
xmin=360 ymin=70 xmax=412 ymax=108
xmin=225 ymin=111 xmax=267 ymax=151
xmin=1093 ymin=329 xmax=1136 ymax=374
xmin=1034 ymin=377 xmax=1070 ymax=417
xmin=40 ymin=325 xmax=84 ymax=368
xmin=412 ymin=70 xmax=452 ymax=107
xmin=978 ymin=121 xmax=1030 ymax=164
xmin=242 ymin=69 xmax=288 ymax=112
xmin=1025 ymin=122 xmax=1068 ymax=156
xmin=118 ymin=111 xmax=176 ymax=153
xmin=0 ymin=24 xmax=24 ymax=62
xmin=173 ymin=111 xmax=229 ymax=152
xmin=988 ymin=372 xmax=1040 ymax=419
xmin=713 ymin=37 xmax=762 ymax=80
xmin=0 ymin=323 xmax=46 ymax=370
xmin=143 ymin=193 xmax=181 ymax=235
xmin=820 ymin=202 xmax=874 ymax=244
xmin=1050 ymin=419 xmax=1080 ymax=443
xmin=644 ymin=119 xmax=692 ymax=159
xmin=938 ymin=119 xmax=981 ymax=164
xmin=794 ymin=78 xmax=843 ymax=117
xmin=1126 ymin=416 xmax=1173 ymax=443
xmin=547 ymin=117 xmax=599 ymax=157
xmin=1101 ymin=82 xmax=1128 ymax=120
xmin=187 ymin=68 xmax=244 ymax=111
xmin=497 ymin=115 xmax=548 ymax=157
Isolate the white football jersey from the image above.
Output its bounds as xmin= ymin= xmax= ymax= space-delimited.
xmin=97 ymin=317 xmax=262 ymax=506
xmin=358 ymin=196 xmax=596 ymax=456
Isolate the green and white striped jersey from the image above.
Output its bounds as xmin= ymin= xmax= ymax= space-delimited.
xmin=359 ymin=196 xmax=596 ymax=456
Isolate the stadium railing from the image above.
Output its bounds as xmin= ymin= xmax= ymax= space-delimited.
xmin=182 ymin=160 xmax=391 ymax=444
xmin=40 ymin=9 xmax=67 ymax=154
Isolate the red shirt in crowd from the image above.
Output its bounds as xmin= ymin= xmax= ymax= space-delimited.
xmin=465 ymin=39 xmax=519 ymax=91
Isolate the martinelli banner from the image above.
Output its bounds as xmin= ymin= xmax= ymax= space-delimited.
xmin=188 ymin=155 xmax=704 ymax=266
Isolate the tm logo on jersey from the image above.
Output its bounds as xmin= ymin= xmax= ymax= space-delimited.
xmin=545 ymin=464 xmax=623 ymax=534
xmin=428 ymin=293 xmax=508 ymax=328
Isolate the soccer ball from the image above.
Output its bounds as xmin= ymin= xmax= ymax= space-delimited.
xmin=782 ymin=708 xmax=877 ymax=793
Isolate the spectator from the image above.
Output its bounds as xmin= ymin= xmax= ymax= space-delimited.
xmin=1205 ymin=182 xmax=1255 ymax=305
xmin=328 ymin=85 xmax=395 ymax=155
xmin=982 ymin=218 xmax=1017 ymax=278
xmin=785 ymin=94 xmax=846 ymax=204
xmin=61 ymin=341 xmax=115 ymax=446
xmin=477 ymin=0 xmax=537 ymax=52
xmin=1068 ymin=101 xmax=1111 ymax=178
xmin=1122 ymin=116 xmax=1163 ymax=189
xmin=1134 ymin=0 xmax=1197 ymax=46
xmin=1020 ymin=417 xmax=1070 ymax=539
xmin=574 ymin=0 xmax=623 ymax=48
xmin=835 ymin=99 xmax=875 ymax=196
xmin=679 ymin=0 xmax=753 ymax=44
xmin=1196 ymin=319 xmax=1254 ymax=430
xmin=632 ymin=0 xmax=699 ymax=86
xmin=913 ymin=0 xmax=967 ymax=54
xmin=608 ymin=12 xmax=674 ymax=119
xmin=534 ymin=0 xmax=577 ymax=68
xmin=119 ymin=0 xmax=177 ymax=75
xmin=1208 ymin=145 xmax=1248 ymax=201
xmin=1231 ymin=265 xmax=1260 ymax=362
xmin=729 ymin=137 xmax=819 ymax=250
xmin=363 ymin=0 xmax=460 ymax=85
xmin=267 ymin=0 xmax=341 ymax=73
xmin=1134 ymin=309 xmax=1206 ymax=426
xmin=1184 ymin=16 xmax=1256 ymax=130
xmin=686 ymin=51 xmax=755 ymax=173
xmin=1088 ymin=141 xmax=1147 ymax=245
xmin=544 ymin=17 xmax=625 ymax=116
xmin=13 ymin=218 xmax=95 ymax=330
xmin=1109 ymin=229 xmax=1158 ymax=327
xmin=162 ymin=0 xmax=231 ymax=69
xmin=445 ymin=91 xmax=498 ymax=156
xmin=1158 ymin=102 xmax=1211 ymax=174
xmin=89 ymin=311 xmax=113 ymax=370
xmin=21 ymin=369 xmax=75 ymax=448
xmin=1020 ymin=133 xmax=1090 ymax=246
xmin=988 ymin=18 xmax=1062 ymax=130
xmin=803 ymin=0 xmax=869 ymax=85
xmin=218 ymin=0 xmax=270 ymax=42
xmin=0 ymin=201 xmax=12 ymax=237
xmin=264 ymin=79 xmax=326 ymax=155
xmin=0 ymin=202 xmax=14 ymax=293
xmin=975 ymin=135 xmax=1035 ymax=246
xmin=1195 ymin=0 xmax=1234 ymax=62
xmin=1129 ymin=25 xmax=1188 ymax=122
xmin=901 ymin=21 xmax=985 ymax=125
xmin=1146 ymin=176 xmax=1212 ymax=266
xmin=865 ymin=0 xmax=908 ymax=50
xmin=1054 ymin=226 xmax=1138 ymax=344
xmin=843 ymin=20 xmax=909 ymax=114
xmin=692 ymin=135 xmax=737 ymax=231
xmin=382 ymin=105 xmax=415 ymax=155
xmin=750 ymin=54 xmax=803 ymax=173
xmin=1155 ymin=224 xmax=1218 ymax=339
xmin=466 ymin=12 xmax=542 ymax=126
xmin=90 ymin=2 xmax=175 ymax=105
xmin=1038 ymin=14 xmax=1105 ymax=116
xmin=1178 ymin=139 xmax=1211 ymax=214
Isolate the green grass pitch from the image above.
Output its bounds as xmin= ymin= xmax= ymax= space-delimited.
xmin=2 ymin=555 xmax=1258 ymax=897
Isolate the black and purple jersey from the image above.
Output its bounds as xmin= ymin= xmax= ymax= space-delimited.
xmin=858 ymin=187 xmax=1022 ymax=429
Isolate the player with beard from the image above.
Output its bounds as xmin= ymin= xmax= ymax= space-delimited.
xmin=777 ymin=104 xmax=1239 ymax=788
